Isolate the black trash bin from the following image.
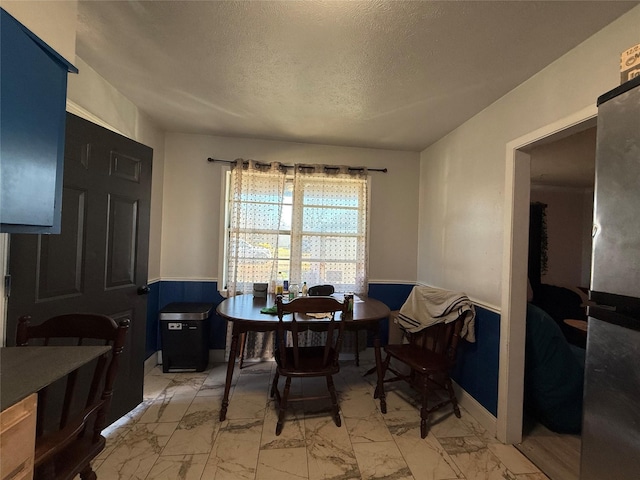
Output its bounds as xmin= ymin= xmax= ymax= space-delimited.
xmin=159 ymin=302 xmax=213 ymax=373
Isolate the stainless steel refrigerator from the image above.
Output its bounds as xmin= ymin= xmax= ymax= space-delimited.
xmin=581 ymin=75 xmax=640 ymax=480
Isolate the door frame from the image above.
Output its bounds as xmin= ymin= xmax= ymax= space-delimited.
xmin=0 ymin=234 xmax=7 ymax=346
xmin=499 ymin=104 xmax=597 ymax=444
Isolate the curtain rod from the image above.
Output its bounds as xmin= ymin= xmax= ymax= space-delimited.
xmin=207 ymin=157 xmax=387 ymax=173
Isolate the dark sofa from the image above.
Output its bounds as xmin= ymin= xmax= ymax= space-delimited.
xmin=524 ymin=302 xmax=585 ymax=434
xmin=530 ymin=283 xmax=587 ymax=349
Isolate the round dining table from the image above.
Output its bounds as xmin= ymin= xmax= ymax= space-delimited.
xmin=216 ymin=293 xmax=391 ymax=421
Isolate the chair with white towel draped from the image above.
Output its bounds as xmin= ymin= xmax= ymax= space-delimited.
xmin=375 ymin=286 xmax=475 ymax=438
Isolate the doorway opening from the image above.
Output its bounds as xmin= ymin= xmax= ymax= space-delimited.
xmin=500 ymin=106 xmax=597 ymax=479
xmin=518 ymin=125 xmax=596 ymax=480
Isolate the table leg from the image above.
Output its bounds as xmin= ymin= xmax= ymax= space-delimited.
xmin=220 ymin=330 xmax=239 ymax=422
xmin=373 ymin=334 xmax=386 ymax=414
xmin=238 ymin=332 xmax=247 ymax=369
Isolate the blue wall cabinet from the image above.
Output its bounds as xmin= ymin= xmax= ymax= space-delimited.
xmin=0 ymin=8 xmax=78 ymax=234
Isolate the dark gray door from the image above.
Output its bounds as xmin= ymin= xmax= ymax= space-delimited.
xmin=7 ymin=112 xmax=153 ymax=423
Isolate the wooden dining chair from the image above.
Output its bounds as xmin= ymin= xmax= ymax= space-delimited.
xmin=307 ymin=285 xmax=362 ymax=366
xmin=238 ymin=284 xmax=338 ymax=369
xmin=16 ymin=313 xmax=129 ymax=480
xmin=375 ymin=315 xmax=465 ymax=438
xmin=270 ymin=294 xmax=349 ymax=435
xmin=307 ymin=284 xmax=335 ymax=296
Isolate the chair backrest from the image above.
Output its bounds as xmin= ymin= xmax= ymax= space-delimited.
xmin=408 ymin=315 xmax=465 ymax=364
xmin=308 ymin=284 xmax=335 ymax=296
xmin=275 ymin=295 xmax=349 ymax=370
xmin=16 ymin=313 xmax=129 ymax=460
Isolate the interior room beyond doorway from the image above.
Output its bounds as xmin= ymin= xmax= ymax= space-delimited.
xmin=512 ymin=117 xmax=597 ymax=480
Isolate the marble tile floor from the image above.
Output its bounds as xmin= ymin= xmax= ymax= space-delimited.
xmin=91 ymin=358 xmax=550 ymax=480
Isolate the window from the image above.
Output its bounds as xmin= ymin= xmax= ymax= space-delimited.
xmin=223 ymin=160 xmax=369 ymax=296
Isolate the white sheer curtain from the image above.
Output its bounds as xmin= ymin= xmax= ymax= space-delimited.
xmin=225 ymin=159 xmax=286 ymax=361
xmin=290 ymin=164 xmax=369 ymax=294
xmin=226 ymin=159 xmax=286 ymax=295
xmin=290 ymin=164 xmax=370 ymax=351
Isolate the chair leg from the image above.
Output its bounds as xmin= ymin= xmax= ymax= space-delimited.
xmin=270 ymin=371 xmax=279 ymax=398
xmin=238 ymin=332 xmax=247 ymax=369
xmin=420 ymin=380 xmax=429 ymax=439
xmin=374 ymin=353 xmax=391 ymax=400
xmin=36 ymin=461 xmax=56 ymax=480
xmin=79 ymin=464 xmax=97 ymax=480
xmin=326 ymin=375 xmax=341 ymax=427
xmin=353 ymin=331 xmax=360 ymax=367
xmin=276 ymin=376 xmax=291 ymax=436
xmin=446 ymin=378 xmax=461 ymax=418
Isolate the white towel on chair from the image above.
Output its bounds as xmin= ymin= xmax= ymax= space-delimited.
xmin=396 ymin=286 xmax=476 ymax=342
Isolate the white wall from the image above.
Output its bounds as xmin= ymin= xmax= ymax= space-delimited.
xmin=161 ymin=133 xmax=420 ymax=284
xmin=530 ymin=186 xmax=593 ymax=289
xmin=419 ymin=6 xmax=640 ymax=308
xmin=419 ymin=5 xmax=640 ymax=442
xmin=1 ymin=0 xmax=78 ymax=62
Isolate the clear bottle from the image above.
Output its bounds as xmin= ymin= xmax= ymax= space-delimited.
xmin=345 ymin=293 xmax=354 ymax=312
xmin=276 ymin=272 xmax=284 ymax=295
xmin=301 ymin=282 xmax=308 ymax=296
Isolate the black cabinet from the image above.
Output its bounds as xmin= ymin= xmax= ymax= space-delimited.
xmin=0 ymin=8 xmax=77 ymax=234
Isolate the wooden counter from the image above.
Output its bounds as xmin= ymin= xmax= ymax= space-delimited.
xmin=1 ymin=393 xmax=36 ymax=480
xmin=0 ymin=346 xmax=110 ymax=411
xmin=0 ymin=346 xmax=110 ymax=480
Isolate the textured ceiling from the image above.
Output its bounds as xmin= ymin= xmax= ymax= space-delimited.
xmin=76 ymin=1 xmax=638 ymax=152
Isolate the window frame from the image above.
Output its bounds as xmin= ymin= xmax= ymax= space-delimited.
xmin=219 ymin=166 xmax=370 ymax=296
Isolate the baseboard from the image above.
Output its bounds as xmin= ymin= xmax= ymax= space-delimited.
xmin=453 ymin=380 xmax=497 ymax=438
xmin=209 ymin=349 xmax=225 ymax=363
xmin=144 ymin=353 xmax=158 ymax=376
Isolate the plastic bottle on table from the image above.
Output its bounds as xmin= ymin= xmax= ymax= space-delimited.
xmin=288 ymin=283 xmax=299 ymax=300
xmin=301 ymin=282 xmax=308 ymax=296
xmin=276 ymin=272 xmax=284 ymax=295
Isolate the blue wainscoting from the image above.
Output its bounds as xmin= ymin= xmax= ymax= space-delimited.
xmin=367 ymin=282 xmax=414 ymax=345
xmin=145 ymin=281 xmax=500 ymax=416
xmin=452 ymin=306 xmax=500 ymax=416
xmin=145 ymin=281 xmax=161 ymax=359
